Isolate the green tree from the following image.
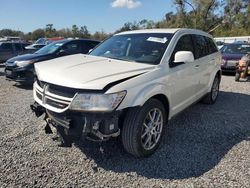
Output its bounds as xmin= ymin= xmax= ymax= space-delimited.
xmin=72 ymin=25 xmax=79 ymax=37
xmin=0 ymin=29 xmax=24 ymax=37
xmin=45 ymin=24 xmax=56 ymax=37
xmin=92 ymin=30 xmax=111 ymax=41
xmin=172 ymin=0 xmax=222 ymax=31
xmin=79 ymin=26 xmax=90 ymax=38
xmin=57 ymin=28 xmax=72 ymax=38
xmin=31 ymin=29 xmax=45 ymax=40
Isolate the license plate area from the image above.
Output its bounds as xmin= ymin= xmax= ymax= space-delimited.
xmin=227 ymin=60 xmax=237 ymax=66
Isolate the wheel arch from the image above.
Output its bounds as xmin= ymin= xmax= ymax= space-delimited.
xmin=150 ymin=94 xmax=170 ymax=120
xmin=216 ymin=70 xmax=222 ymax=82
xmin=208 ymin=69 xmax=221 ymax=92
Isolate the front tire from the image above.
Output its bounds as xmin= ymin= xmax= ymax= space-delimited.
xmin=122 ymin=99 xmax=167 ymax=157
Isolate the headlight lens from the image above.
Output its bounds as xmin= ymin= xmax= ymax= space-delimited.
xmin=221 ymin=59 xmax=226 ymax=65
xmin=15 ymin=60 xmax=34 ymax=67
xmin=69 ymin=91 xmax=126 ymax=112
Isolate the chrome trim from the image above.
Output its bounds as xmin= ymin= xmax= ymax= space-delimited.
xmin=33 ymin=81 xmax=75 ymax=113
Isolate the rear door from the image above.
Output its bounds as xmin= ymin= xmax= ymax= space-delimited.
xmin=192 ymin=35 xmax=217 ymax=94
xmin=168 ymin=34 xmax=200 ymax=114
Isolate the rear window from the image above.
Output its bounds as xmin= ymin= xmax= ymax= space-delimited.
xmin=206 ymin=37 xmax=218 ymax=54
xmin=1 ymin=43 xmax=13 ymax=51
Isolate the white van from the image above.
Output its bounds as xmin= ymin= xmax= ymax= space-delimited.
xmin=31 ymin=28 xmax=221 ymax=157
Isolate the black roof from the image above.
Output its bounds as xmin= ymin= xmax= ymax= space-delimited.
xmin=51 ymin=38 xmax=100 ymax=45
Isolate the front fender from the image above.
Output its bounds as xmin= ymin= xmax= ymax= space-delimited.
xmin=117 ymin=83 xmax=172 ymax=114
xmin=131 ymin=83 xmax=171 ymax=107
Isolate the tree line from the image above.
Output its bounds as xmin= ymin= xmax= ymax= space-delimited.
xmin=0 ymin=0 xmax=249 ymax=41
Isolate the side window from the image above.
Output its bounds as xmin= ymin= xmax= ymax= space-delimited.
xmin=62 ymin=41 xmax=81 ymax=54
xmin=1 ymin=43 xmax=13 ymax=51
xmin=193 ymin=35 xmax=209 ymax=58
xmin=90 ymin=42 xmax=100 ymax=50
xmin=170 ymin=35 xmax=195 ymax=62
xmin=81 ymin=41 xmax=98 ymax=54
xmin=206 ymin=37 xmax=218 ymax=54
xmin=14 ymin=43 xmax=23 ymax=51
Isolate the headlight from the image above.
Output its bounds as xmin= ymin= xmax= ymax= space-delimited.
xmin=15 ymin=60 xmax=34 ymax=67
xmin=221 ymin=59 xmax=226 ymax=65
xmin=69 ymin=91 xmax=126 ymax=112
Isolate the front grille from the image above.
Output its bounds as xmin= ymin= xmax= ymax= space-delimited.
xmin=36 ymin=92 xmax=42 ymax=101
xmin=48 ymin=84 xmax=76 ymax=98
xmin=37 ymin=81 xmax=76 ymax=98
xmin=37 ymin=80 xmax=45 ymax=88
xmin=227 ymin=60 xmax=237 ymax=67
xmin=46 ymin=98 xmax=68 ymax=109
xmin=34 ymin=80 xmax=74 ymax=113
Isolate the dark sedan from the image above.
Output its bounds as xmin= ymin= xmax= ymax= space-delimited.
xmin=220 ymin=43 xmax=250 ymax=72
xmin=5 ymin=39 xmax=100 ymax=84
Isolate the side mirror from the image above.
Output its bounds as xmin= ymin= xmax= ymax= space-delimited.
xmin=174 ymin=51 xmax=194 ymax=63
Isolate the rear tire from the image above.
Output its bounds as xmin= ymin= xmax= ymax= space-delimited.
xmin=122 ymin=99 xmax=167 ymax=157
xmin=202 ymin=75 xmax=220 ymax=104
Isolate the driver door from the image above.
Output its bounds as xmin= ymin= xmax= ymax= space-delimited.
xmin=167 ymin=34 xmax=200 ymax=115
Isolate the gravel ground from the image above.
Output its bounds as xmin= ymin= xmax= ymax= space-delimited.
xmin=0 ymin=67 xmax=250 ymax=188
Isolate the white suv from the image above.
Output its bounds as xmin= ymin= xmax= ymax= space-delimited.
xmin=31 ymin=29 xmax=221 ymax=157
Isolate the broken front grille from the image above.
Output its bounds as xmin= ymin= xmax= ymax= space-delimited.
xmin=34 ymin=80 xmax=75 ymax=113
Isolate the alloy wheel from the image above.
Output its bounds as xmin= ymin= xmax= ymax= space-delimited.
xmin=141 ymin=108 xmax=163 ymax=150
xmin=212 ymin=77 xmax=219 ymax=101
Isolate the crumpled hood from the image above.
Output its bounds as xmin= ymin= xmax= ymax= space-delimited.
xmin=35 ymin=54 xmax=155 ymax=90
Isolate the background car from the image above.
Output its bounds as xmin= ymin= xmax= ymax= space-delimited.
xmin=220 ymin=42 xmax=250 ymax=73
xmin=35 ymin=37 xmax=64 ymax=45
xmin=5 ymin=39 xmax=100 ymax=84
xmin=24 ymin=43 xmax=46 ymax=53
xmin=216 ymin=41 xmax=225 ymax=49
xmin=0 ymin=42 xmax=30 ymax=63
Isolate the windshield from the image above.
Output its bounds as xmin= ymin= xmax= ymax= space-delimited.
xmin=35 ymin=41 xmax=63 ymax=55
xmin=220 ymin=44 xmax=250 ymax=54
xmin=90 ymin=33 xmax=173 ymax=65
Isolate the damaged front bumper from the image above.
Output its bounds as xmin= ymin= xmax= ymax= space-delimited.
xmin=30 ymin=102 xmax=121 ymax=146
